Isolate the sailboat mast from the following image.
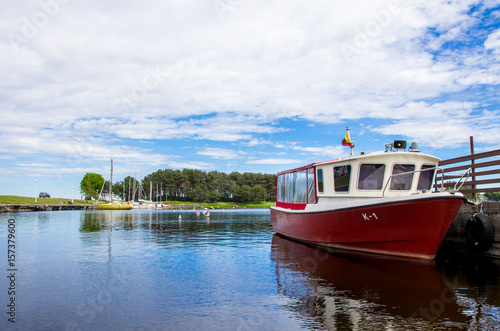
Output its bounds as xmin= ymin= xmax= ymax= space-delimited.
xmin=109 ymin=158 xmax=113 ymax=202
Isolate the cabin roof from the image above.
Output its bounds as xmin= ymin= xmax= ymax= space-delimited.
xmin=277 ymin=163 xmax=316 ymax=175
xmin=276 ymin=150 xmax=440 ymax=175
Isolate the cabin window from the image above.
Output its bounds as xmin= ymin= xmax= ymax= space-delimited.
xmin=417 ymin=165 xmax=436 ymax=190
xmin=390 ymin=164 xmax=415 ymax=190
xmin=317 ymin=169 xmax=324 ymax=193
xmin=358 ymin=164 xmax=385 ymax=190
xmin=307 ymin=168 xmax=316 ymax=203
xmin=276 ymin=167 xmax=318 ymax=206
xmin=293 ymin=171 xmax=308 ymax=203
xmin=277 ymin=174 xmax=285 ymax=202
xmin=334 ymin=165 xmax=351 ymax=192
xmin=284 ymin=173 xmax=294 ymax=203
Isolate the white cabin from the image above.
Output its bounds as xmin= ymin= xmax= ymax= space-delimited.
xmin=276 ymin=142 xmax=441 ymax=210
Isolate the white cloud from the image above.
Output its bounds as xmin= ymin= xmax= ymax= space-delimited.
xmin=274 ymin=142 xmax=344 ymax=157
xmin=247 ymin=158 xmax=303 ymax=165
xmin=197 ymin=147 xmax=247 ymax=160
xmin=70 ymin=114 xmax=282 ymax=142
xmin=485 ymin=29 xmax=500 ymax=54
xmin=167 ymin=161 xmax=213 ymax=170
xmin=0 ymin=125 xmax=171 ymax=174
xmin=0 ymin=0 xmax=499 ymax=196
xmin=373 ymin=102 xmax=500 ymax=148
xmin=1 ymin=0 xmax=493 ymax=128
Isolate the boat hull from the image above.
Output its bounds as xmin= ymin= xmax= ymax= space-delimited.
xmin=270 ymin=194 xmax=465 ymax=259
xmin=96 ymin=202 xmax=134 ymax=210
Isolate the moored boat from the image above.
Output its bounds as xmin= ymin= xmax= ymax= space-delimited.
xmin=270 ymin=131 xmax=469 ymax=259
xmin=96 ymin=201 xmax=133 ymax=210
xmin=95 ymin=158 xmax=134 ymax=211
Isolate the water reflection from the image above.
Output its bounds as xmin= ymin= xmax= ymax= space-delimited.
xmin=79 ymin=209 xmax=272 ymax=246
xmin=7 ymin=209 xmax=499 ymax=330
xmin=437 ymin=253 xmax=500 ymax=330
xmin=80 ymin=211 xmax=143 ymax=232
xmin=271 ymin=234 xmax=471 ymax=330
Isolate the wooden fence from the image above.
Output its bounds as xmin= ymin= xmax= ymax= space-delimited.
xmin=435 ymin=149 xmax=500 ymax=197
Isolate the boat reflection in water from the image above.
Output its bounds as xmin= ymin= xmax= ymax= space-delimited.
xmin=271 ymin=234 xmax=470 ymax=330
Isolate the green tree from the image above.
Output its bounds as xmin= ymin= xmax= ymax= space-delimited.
xmin=485 ymin=192 xmax=500 ymax=201
xmin=140 ymin=168 xmax=277 ymax=203
xmin=233 ymin=184 xmax=253 ymax=202
xmin=187 ymin=186 xmax=206 ymax=202
xmin=113 ymin=182 xmax=123 ymax=199
xmin=252 ymin=185 xmax=267 ymax=203
xmin=122 ymin=176 xmax=141 ymax=201
xmin=205 ymin=190 xmax=220 ymax=203
xmin=80 ymin=173 xmax=105 ymax=200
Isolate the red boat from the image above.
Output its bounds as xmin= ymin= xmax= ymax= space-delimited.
xmin=270 ymin=138 xmax=468 ymax=259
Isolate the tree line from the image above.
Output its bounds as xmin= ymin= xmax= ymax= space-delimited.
xmin=80 ymin=169 xmax=277 ymax=203
xmin=142 ymin=169 xmax=276 ymax=203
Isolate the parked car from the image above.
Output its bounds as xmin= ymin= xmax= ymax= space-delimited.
xmin=39 ymin=192 xmax=50 ymax=198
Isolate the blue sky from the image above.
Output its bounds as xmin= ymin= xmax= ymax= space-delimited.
xmin=1 ymin=0 xmax=499 ymax=199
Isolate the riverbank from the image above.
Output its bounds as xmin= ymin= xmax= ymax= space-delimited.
xmin=0 ymin=195 xmax=96 ymax=213
xmin=166 ymin=200 xmax=275 ymax=209
xmin=0 ymin=195 xmax=93 ymax=205
xmin=0 ymin=195 xmax=276 ymax=213
xmin=0 ymin=204 xmax=97 ymax=213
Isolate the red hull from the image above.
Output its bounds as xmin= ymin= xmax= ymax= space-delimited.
xmin=270 ymin=195 xmax=465 ymax=259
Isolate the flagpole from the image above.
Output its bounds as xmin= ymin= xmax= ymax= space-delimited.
xmin=346 ymin=127 xmax=353 ymax=156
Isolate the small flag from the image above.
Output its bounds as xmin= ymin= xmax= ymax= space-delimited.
xmin=342 ymin=132 xmax=354 ymax=148
xmin=342 ymin=133 xmax=352 ymax=147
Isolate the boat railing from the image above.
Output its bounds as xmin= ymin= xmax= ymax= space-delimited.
xmin=454 ymin=167 xmax=472 ymax=192
xmin=382 ymin=167 xmax=445 ymax=197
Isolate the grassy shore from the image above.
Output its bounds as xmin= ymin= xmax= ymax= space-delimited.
xmin=0 ymin=195 xmax=93 ymax=205
xmin=0 ymin=195 xmax=275 ymax=209
xmin=165 ymin=200 xmax=275 ymax=209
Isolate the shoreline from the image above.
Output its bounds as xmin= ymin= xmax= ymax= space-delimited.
xmin=0 ymin=204 xmax=97 ymax=213
xmin=0 ymin=203 xmax=272 ymax=213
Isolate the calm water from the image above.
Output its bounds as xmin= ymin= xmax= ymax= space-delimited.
xmin=1 ymin=209 xmax=500 ymax=330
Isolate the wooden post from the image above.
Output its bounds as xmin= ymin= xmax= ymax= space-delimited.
xmin=470 ymin=136 xmax=478 ymax=201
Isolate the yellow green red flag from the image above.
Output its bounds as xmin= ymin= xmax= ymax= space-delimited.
xmin=342 ymin=133 xmax=354 ymax=147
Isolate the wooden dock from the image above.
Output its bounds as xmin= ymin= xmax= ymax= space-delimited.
xmin=0 ymin=204 xmax=96 ymax=213
xmin=436 ymin=144 xmax=500 ymax=258
xmin=441 ymin=202 xmax=500 ymax=258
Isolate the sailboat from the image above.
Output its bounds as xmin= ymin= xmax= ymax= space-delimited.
xmin=96 ymin=159 xmax=133 ymax=210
